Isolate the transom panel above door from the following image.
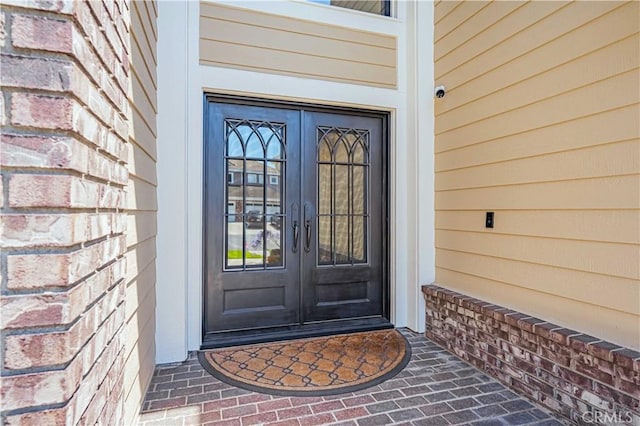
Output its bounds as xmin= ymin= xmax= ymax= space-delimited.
xmin=203 ymin=96 xmax=390 ymax=348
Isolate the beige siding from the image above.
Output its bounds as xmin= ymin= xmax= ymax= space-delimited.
xmin=434 ymin=1 xmax=640 ymax=350
xmin=123 ymin=1 xmax=158 ymax=424
xmin=199 ymin=1 xmax=397 ymax=88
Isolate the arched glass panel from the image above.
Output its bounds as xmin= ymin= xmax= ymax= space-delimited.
xmin=266 ymin=140 xmax=284 ymax=159
xmin=351 ymin=141 xmax=366 ymax=163
xmin=245 ymin=128 xmax=265 ymax=158
xmin=335 ymin=140 xmax=349 ymax=163
xmin=227 ymin=128 xmax=244 ymax=157
xmin=318 ymin=140 xmax=332 ymax=162
xmin=260 ymin=125 xmax=281 ymax=145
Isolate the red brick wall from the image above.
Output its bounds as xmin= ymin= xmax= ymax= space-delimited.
xmin=423 ymin=285 xmax=640 ymax=424
xmin=1 ymin=1 xmax=134 ymax=423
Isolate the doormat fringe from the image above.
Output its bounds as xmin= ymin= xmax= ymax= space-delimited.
xmin=197 ymin=329 xmax=411 ymax=396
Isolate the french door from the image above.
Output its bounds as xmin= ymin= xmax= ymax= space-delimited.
xmin=203 ymin=96 xmax=389 ymax=347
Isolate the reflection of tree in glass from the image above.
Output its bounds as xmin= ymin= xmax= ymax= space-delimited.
xmin=250 ymin=230 xmax=280 ymax=250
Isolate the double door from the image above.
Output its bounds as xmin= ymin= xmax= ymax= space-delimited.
xmin=203 ymin=97 xmax=389 ymax=346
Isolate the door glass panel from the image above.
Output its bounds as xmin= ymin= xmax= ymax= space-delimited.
xmin=318 ymin=216 xmax=332 ymax=265
xmin=334 ymin=165 xmax=349 ymax=215
xmin=352 ymin=141 xmax=366 ymax=164
xmin=260 ymin=124 xmax=279 ymax=146
xmin=245 ymin=160 xmax=264 ymax=211
xmin=227 ymin=131 xmax=244 ymax=157
xmin=225 ymin=216 xmax=244 ymax=269
xmin=334 ymin=216 xmax=349 ymax=263
xmin=352 ymin=165 xmax=365 ymax=215
xmin=316 ymin=127 xmax=369 ymax=265
xmin=265 ymin=215 xmax=283 ymax=267
xmin=335 ymin=140 xmax=349 ymax=163
xmin=352 ymin=216 xmax=366 ymax=263
xmin=226 ymin=159 xmax=243 ymax=214
xmin=225 ymin=158 xmax=243 ymax=270
xmin=245 ymin=139 xmax=263 ymax=159
xmin=318 ymin=164 xmax=331 ymax=215
xmin=266 ymin=161 xmax=283 ymax=214
xmin=246 ymin=229 xmax=266 ymax=267
xmin=224 ymin=119 xmax=285 ymax=270
xmin=318 ymin=140 xmax=332 ymax=162
xmin=266 ymin=140 xmax=283 ymax=160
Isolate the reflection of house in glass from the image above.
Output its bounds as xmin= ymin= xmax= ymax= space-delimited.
xmin=225 ymin=158 xmax=284 ymax=269
xmin=226 ymin=159 xmax=282 ymax=222
xmin=223 ymin=120 xmax=286 ymax=270
xmin=224 ymin=119 xmax=285 ymax=225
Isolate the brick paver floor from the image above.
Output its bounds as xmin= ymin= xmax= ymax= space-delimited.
xmin=139 ymin=329 xmax=565 ymax=425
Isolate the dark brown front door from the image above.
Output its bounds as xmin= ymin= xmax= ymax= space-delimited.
xmin=203 ymin=96 xmax=389 ymax=347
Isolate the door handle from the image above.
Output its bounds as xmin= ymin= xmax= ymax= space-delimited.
xmin=304 ymin=220 xmax=311 ymax=253
xmin=292 ymin=222 xmax=299 ymax=253
xmin=304 ymin=202 xmax=312 ymax=253
xmin=291 ymin=203 xmax=299 ymax=253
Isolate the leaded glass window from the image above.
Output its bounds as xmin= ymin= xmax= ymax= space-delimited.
xmin=317 ymin=126 xmax=369 ymax=266
xmin=224 ymin=119 xmax=286 ymax=270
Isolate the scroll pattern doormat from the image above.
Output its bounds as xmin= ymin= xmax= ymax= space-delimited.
xmin=197 ymin=329 xmax=411 ymax=396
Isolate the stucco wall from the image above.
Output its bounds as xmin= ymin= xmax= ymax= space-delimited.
xmin=433 ymin=1 xmax=640 ymax=350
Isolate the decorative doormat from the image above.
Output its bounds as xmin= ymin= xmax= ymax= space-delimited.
xmin=197 ymin=329 xmax=411 ymax=396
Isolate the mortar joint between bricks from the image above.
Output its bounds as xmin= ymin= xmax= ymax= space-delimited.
xmin=0 ymin=125 xmax=78 ymax=143
xmin=0 ymin=84 xmax=74 ymax=101
xmin=0 ymin=167 xmax=86 ymax=180
xmin=1 ymin=237 xmax=95 ymax=256
xmin=0 ymin=250 xmax=8 ymax=293
xmin=0 ymin=207 xmax=117 ymax=215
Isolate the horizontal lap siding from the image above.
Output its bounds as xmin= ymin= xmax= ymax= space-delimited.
xmin=199 ymin=1 xmax=397 ymax=88
xmin=434 ymin=1 xmax=640 ymax=350
xmin=123 ymin=1 xmax=158 ymax=425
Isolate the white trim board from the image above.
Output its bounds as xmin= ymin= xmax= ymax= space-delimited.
xmin=155 ymin=0 xmax=435 ymax=363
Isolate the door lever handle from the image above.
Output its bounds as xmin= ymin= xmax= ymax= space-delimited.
xmin=304 ymin=219 xmax=311 ymax=253
xmin=292 ymin=221 xmax=299 ymax=253
xmin=303 ymin=202 xmax=312 ymax=253
xmin=291 ymin=203 xmax=299 ymax=253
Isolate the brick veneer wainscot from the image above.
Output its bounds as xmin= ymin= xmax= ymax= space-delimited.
xmin=423 ymin=285 xmax=640 ymax=425
xmin=1 ymin=0 xmax=130 ymax=424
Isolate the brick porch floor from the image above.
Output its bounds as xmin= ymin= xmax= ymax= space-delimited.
xmin=139 ymin=330 xmax=565 ymax=425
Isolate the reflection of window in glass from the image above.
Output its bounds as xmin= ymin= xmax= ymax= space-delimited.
xmin=227 ymin=172 xmax=234 ymax=184
xmin=247 ymin=173 xmax=264 ymax=185
xmin=269 ymin=175 xmax=279 ymax=185
xmin=227 ymin=202 xmax=236 ymax=222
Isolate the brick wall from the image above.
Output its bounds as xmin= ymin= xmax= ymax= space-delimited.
xmin=0 ymin=1 xmax=147 ymax=423
xmin=423 ymin=285 xmax=640 ymax=425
